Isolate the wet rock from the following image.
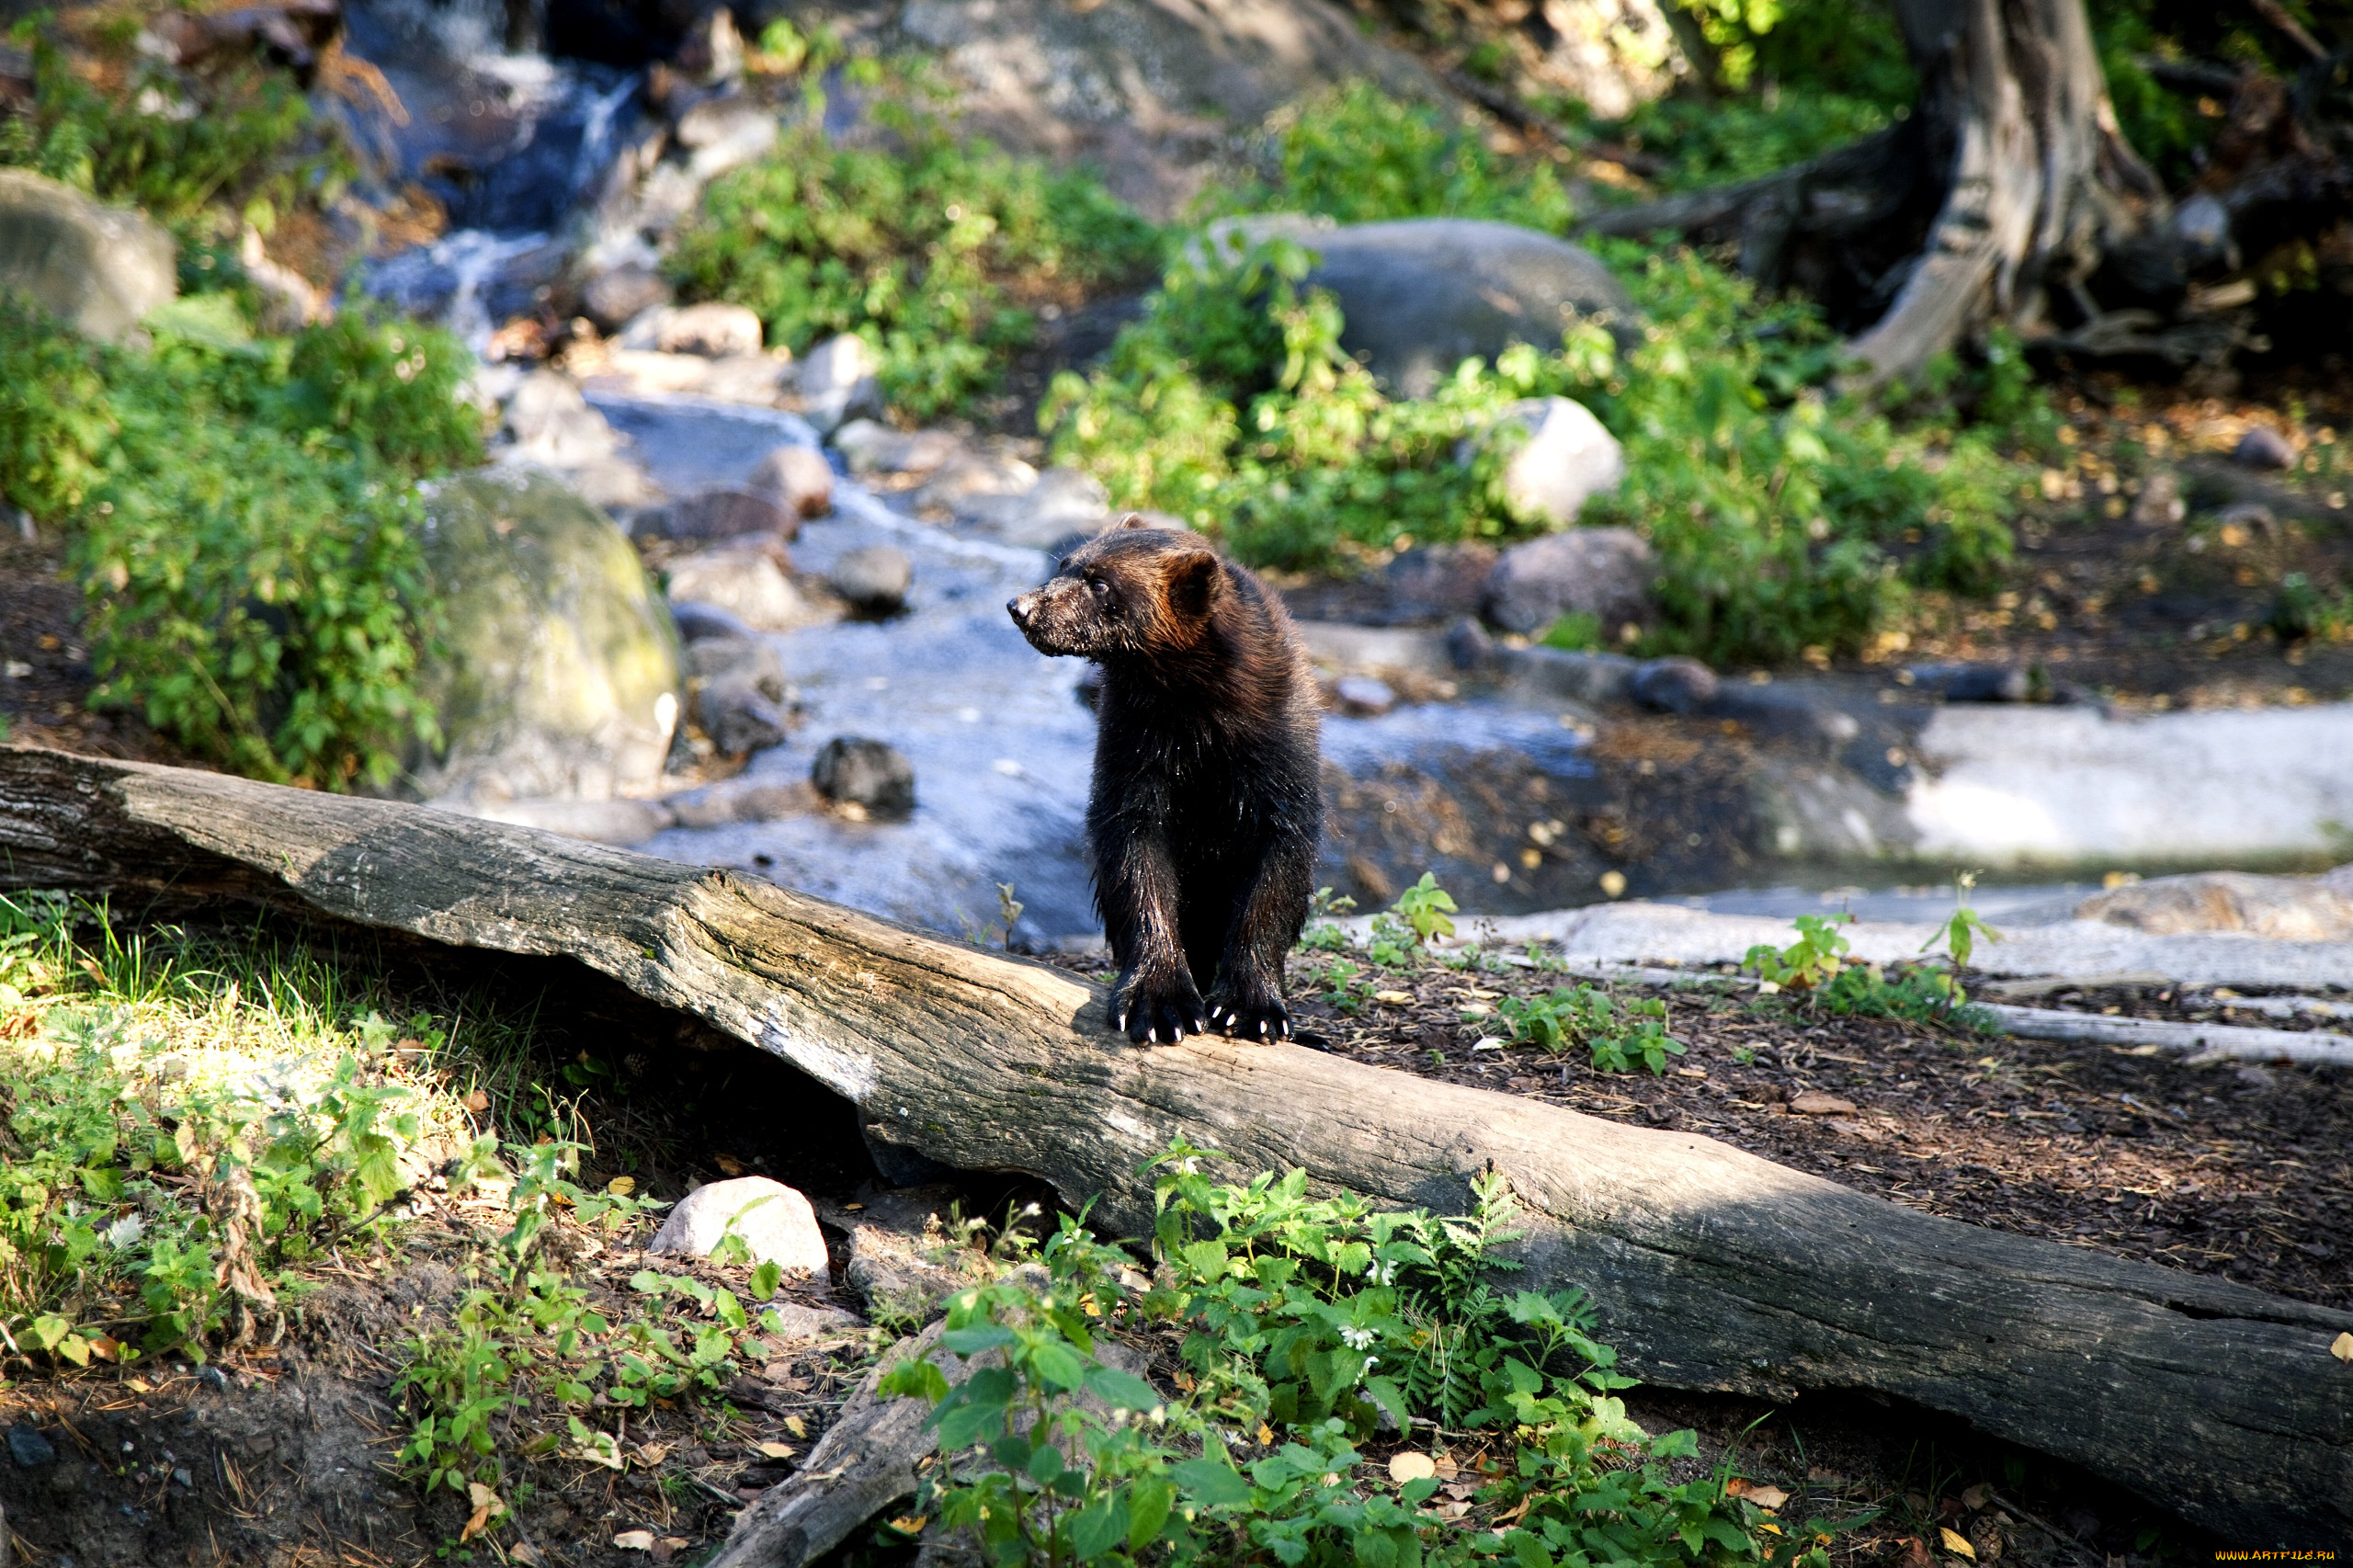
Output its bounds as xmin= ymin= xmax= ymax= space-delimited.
xmin=800 ymin=334 xmax=881 ymax=434
xmin=1482 ymin=527 xmax=1654 ymax=637
xmin=1332 ymin=676 xmax=1396 ymax=717
xmin=505 ymin=369 xmax=620 ymax=464
xmin=915 ymin=451 xmax=1040 ymax=511
xmin=666 ymin=544 xmax=824 ymax=631
xmin=832 ymin=420 xmax=961 ymax=476
xmin=675 ymin=94 xmax=778 ymax=177
xmin=669 ymin=599 xmax=756 ymax=642
xmin=0 ymin=168 xmax=176 ymax=341
xmin=1479 ymin=397 xmax=1625 ymax=528
xmin=7 ymin=1423 xmax=55 ymax=1467
xmin=812 ymin=736 xmax=915 ymax=820
xmin=1207 ymin=216 xmax=1637 ymax=398
xmin=1629 ymin=656 xmax=1717 ymax=714
xmin=650 ymin=1176 xmax=830 ymax=1281
xmin=1379 ymin=544 xmax=1495 ymax=623
xmin=1904 ymin=663 xmax=2028 ymax=702
xmin=581 ymin=263 xmax=672 ymax=332
xmin=2232 ymin=426 xmax=2295 ymax=470
xmin=620 ymin=301 xmax=764 ymax=358
xmin=1446 ymin=615 xmax=1496 ymax=670
xmin=832 ymin=545 xmax=913 ymax=615
xmin=691 ymin=637 xmax=794 ymax=756
xmin=2073 ymin=871 xmax=2353 ymax=942
xmin=747 ymin=443 xmax=835 ymax=518
xmin=2131 ymin=468 xmax=2185 ymax=526
xmin=650 ymin=487 xmax=799 ymax=543
xmin=955 ymin=466 xmax=1112 ymax=546
xmin=411 ymin=471 xmax=681 ymax=804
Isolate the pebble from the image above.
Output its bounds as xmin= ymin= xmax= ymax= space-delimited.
xmin=2232 ymin=426 xmax=2295 ymax=470
xmin=580 ymin=264 xmax=672 ymax=333
xmin=748 ymin=444 xmax=835 ymax=519
xmin=669 ymin=599 xmax=756 ymax=643
xmin=648 ymin=1176 xmax=831 ymax=1281
xmin=812 ymin=736 xmax=915 ymax=820
xmin=8 ymin=1424 xmax=56 ymax=1467
xmin=654 ymin=488 xmax=799 ymax=544
xmin=193 ymin=1364 xmax=228 ymax=1392
xmin=831 ymin=546 xmax=913 ymax=616
xmin=1332 ymin=675 xmax=1396 ymax=717
xmin=1628 ymin=656 xmax=1718 ymax=715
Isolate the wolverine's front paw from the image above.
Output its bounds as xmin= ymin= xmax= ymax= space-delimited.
xmin=1113 ymin=969 xmax=1209 ymax=1045
xmin=1207 ymin=975 xmax=1290 ymax=1042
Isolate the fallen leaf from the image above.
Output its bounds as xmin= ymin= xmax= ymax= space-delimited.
xmin=1961 ymin=1483 xmax=1992 ymax=1509
xmin=783 ymin=1415 xmax=807 ymax=1437
xmin=87 ymin=1335 xmax=119 ymax=1362
xmin=1388 ymin=1452 xmax=1438 ymax=1483
xmin=756 ymin=1442 xmax=797 ymax=1461
xmin=1790 ymin=1092 xmax=1859 ymax=1117
xmin=1431 ymin=1454 xmax=1459 ymax=1481
xmin=460 ymin=1482 xmax=505 ymax=1542
xmin=1256 ymin=1423 xmax=1275 ymax=1445
xmin=715 ymin=1154 xmax=747 ymax=1176
xmin=635 ymin=1442 xmax=669 ymax=1467
xmin=1899 ymin=1537 xmax=1933 ymax=1568
xmin=1725 ymin=1478 xmax=1788 ymax=1509
xmin=123 ymin=1377 xmax=150 ymax=1393
xmin=510 ymin=1546 xmax=547 ymax=1566
xmin=2333 ymin=1331 xmax=2353 ymax=1363
xmin=613 ymin=1530 xmax=656 ymax=1551
xmin=463 ymin=1089 xmax=491 ymax=1113
xmin=1940 ymin=1526 xmax=1977 ymax=1560
xmin=886 ymin=1516 xmax=928 ymax=1535
xmin=606 ymin=1176 xmax=637 ymax=1197
xmin=1374 ymin=990 xmax=1415 ymax=1005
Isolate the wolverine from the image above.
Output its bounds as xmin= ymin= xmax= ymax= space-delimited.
xmin=1008 ymin=517 xmax=1321 ymax=1044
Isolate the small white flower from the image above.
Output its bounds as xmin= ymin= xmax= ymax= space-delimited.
xmin=106 ymin=1215 xmax=144 ymax=1249
xmin=1337 ymin=1325 xmax=1378 ymax=1351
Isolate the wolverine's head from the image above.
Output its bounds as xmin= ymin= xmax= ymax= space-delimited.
xmin=1006 ymin=515 xmax=1225 ymax=661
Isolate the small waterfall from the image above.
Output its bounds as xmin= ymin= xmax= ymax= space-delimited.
xmin=347 ymin=0 xmax=643 ymax=337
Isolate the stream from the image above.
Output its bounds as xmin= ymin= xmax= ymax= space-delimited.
xmin=346 ymin=3 xmax=2353 ymax=951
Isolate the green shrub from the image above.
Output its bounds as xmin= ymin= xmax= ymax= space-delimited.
xmin=880 ymin=1151 xmax=1815 ymax=1568
xmin=0 ymin=295 xmax=483 ymax=788
xmin=1488 ymin=983 xmax=1687 ymax=1073
xmin=0 ymin=21 xmax=341 ymax=229
xmin=1207 ymin=80 xmax=1574 ymax=229
xmin=1048 ymin=227 xmax=2019 ymax=665
xmin=668 ymin=85 xmax=1160 ymax=419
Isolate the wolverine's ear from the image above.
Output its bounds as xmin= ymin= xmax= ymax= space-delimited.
xmin=1165 ymin=550 xmax=1223 ymax=619
xmin=1119 ymin=512 xmax=1153 ymax=530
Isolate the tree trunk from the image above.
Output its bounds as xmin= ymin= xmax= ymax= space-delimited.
xmin=1586 ymin=0 xmax=2168 ymax=385
xmin=1 ymin=746 xmax=2347 ymax=1543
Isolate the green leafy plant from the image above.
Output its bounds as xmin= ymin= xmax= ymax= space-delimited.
xmin=1744 ymin=893 xmax=1995 ymax=1028
xmin=0 ymin=296 xmax=482 ymax=786
xmin=1489 ymin=983 xmax=1687 ymax=1074
xmin=1297 ymin=888 xmax=1358 ymax=954
xmin=668 ymin=80 xmax=1159 ymax=419
xmin=881 ymin=1147 xmax=1816 ymax=1568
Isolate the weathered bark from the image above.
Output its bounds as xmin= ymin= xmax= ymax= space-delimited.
xmin=1583 ymin=0 xmax=2171 ymax=384
xmin=710 ymin=1323 xmax=962 ymax=1568
xmin=1 ymin=746 xmax=2347 ymax=1542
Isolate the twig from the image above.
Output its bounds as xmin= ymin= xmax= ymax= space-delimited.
xmin=2247 ymin=0 xmax=2328 ymax=61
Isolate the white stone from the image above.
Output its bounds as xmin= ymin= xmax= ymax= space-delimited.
xmin=650 ymin=1176 xmax=831 ymax=1280
xmin=0 ymin=168 xmax=176 ymax=341
xmin=621 ymin=301 xmax=764 ymax=358
xmin=506 ymin=369 xmax=621 ymax=464
xmin=747 ymin=444 xmax=835 ymax=518
xmin=1488 ymin=397 xmax=1625 ymax=529
xmin=800 ymin=335 xmax=881 ymax=435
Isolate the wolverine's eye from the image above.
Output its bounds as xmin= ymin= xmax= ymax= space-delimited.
xmin=1087 ymin=578 xmax=1113 ymax=604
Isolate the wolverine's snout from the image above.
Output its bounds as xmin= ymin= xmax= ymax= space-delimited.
xmin=1007 ymin=592 xmax=1039 ymax=629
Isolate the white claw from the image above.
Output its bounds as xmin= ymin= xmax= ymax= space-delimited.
xmin=1147 ymin=1028 xmax=1159 ymax=1044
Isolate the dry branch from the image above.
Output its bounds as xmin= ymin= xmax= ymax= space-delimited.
xmin=1 ymin=747 xmax=2347 ymax=1541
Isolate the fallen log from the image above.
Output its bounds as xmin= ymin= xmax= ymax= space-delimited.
xmin=0 ymin=747 xmax=2346 ymax=1542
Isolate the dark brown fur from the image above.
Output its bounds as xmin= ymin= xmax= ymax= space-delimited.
xmin=1008 ymin=517 xmax=1321 ymax=1044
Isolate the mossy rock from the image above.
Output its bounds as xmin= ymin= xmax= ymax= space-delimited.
xmin=410 ymin=470 xmax=681 ymax=803
xmin=0 ymin=168 xmax=176 ymax=342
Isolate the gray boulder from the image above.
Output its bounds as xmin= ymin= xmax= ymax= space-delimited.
xmin=1482 ymin=527 xmax=1654 ymax=637
xmin=748 ymin=443 xmax=835 ymax=518
xmin=669 ymin=599 xmax=756 ymax=642
xmin=800 ymin=334 xmax=881 ymax=435
xmin=956 ymin=467 xmax=1112 ymax=546
xmin=1481 ymin=397 xmax=1625 ymax=528
xmin=580 ymin=264 xmax=672 ymax=332
xmin=0 ymin=168 xmax=176 ymax=342
xmin=813 ymin=736 xmax=915 ymax=820
xmin=648 ymin=487 xmax=799 ymax=543
xmin=1332 ymin=676 xmax=1396 ymax=717
xmin=1206 ymin=216 xmax=1638 ymax=398
xmin=689 ymin=636 xmax=795 ymax=756
xmin=411 ymin=471 xmax=682 ymax=804
xmin=1628 ymin=656 xmax=1717 ymax=715
xmin=832 ymin=545 xmax=913 ymax=616
xmin=832 ymin=420 xmax=961 ymax=476
xmin=666 ymin=544 xmax=827 ymax=631
xmin=619 ymin=300 xmax=764 ymax=358
xmin=2232 ymin=426 xmax=2295 ymax=470
xmin=2072 ymin=871 xmax=2353 ymax=942
xmin=650 ymin=1176 xmax=831 ymax=1281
